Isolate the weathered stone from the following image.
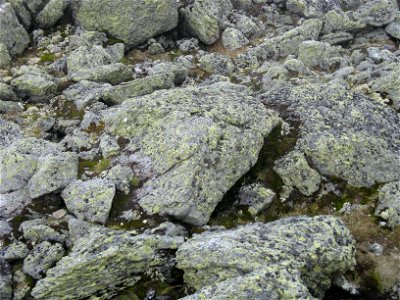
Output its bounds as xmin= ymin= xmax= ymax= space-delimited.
xmin=238 ymin=183 xmax=275 ymax=216
xmin=105 ymin=164 xmax=134 ymax=194
xmin=103 ymin=82 xmax=282 ymax=225
xmin=298 ymin=41 xmax=342 ymax=70
xmin=74 ymin=0 xmax=179 ymax=47
xmin=0 ymin=43 xmax=11 ymax=69
xmin=61 ymin=178 xmax=116 ymax=224
xmin=7 ymin=0 xmax=31 ymax=28
xmin=23 ymin=241 xmax=65 ymax=279
xmin=0 ymin=119 xmax=21 ymax=149
xmin=31 ymin=224 xmax=184 ymax=299
xmin=99 ymin=134 xmax=120 ymax=158
xmin=0 ymin=3 xmax=30 ymax=56
xmin=385 ymin=16 xmax=400 ymax=39
xmin=0 ymin=83 xmax=17 ymax=102
xmin=0 ymin=188 xmax=32 ymax=219
xmin=36 ymin=0 xmax=69 ymax=28
xmin=199 ymin=53 xmax=235 ymax=75
xmin=0 ymin=241 xmax=29 ymax=261
xmin=70 ymin=63 xmax=134 ymax=85
xmin=12 ymin=269 xmax=31 ymax=300
xmin=355 ymin=0 xmax=398 ymax=27
xmin=177 ymin=216 xmax=356 ymax=299
xmin=20 ymin=219 xmax=66 ymax=243
xmin=321 ymin=10 xmax=365 ymax=34
xmin=375 ymin=181 xmax=400 ymax=228
xmin=370 ymin=62 xmax=400 ymax=109
xmin=181 ymin=0 xmax=233 ymax=45
xmin=221 ymin=27 xmax=249 ymax=50
xmin=287 ymin=0 xmax=341 ymax=17
xmin=0 ymin=259 xmax=12 ymax=300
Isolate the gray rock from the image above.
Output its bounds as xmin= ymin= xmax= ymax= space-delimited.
xmin=320 ymin=32 xmax=354 ymax=45
xmin=7 ymin=0 xmax=31 ymax=29
xmin=321 ymin=10 xmax=365 ymax=34
xmin=355 ymin=0 xmax=398 ymax=27
xmin=31 ymin=224 xmax=184 ymax=299
xmin=287 ymin=0 xmax=341 ymax=17
xmin=0 ymin=259 xmax=12 ymax=300
xmin=375 ymin=181 xmax=400 ymax=228
xmin=0 ymin=241 xmax=29 ymax=261
xmin=70 ymin=63 xmax=134 ymax=85
xmin=0 ymin=83 xmax=17 ymax=102
xmin=199 ymin=52 xmax=235 ymax=75
xmin=28 ymin=152 xmax=78 ymax=198
xmin=274 ymin=151 xmax=322 ymax=197
xmin=36 ymin=0 xmax=69 ymax=28
xmin=385 ymin=16 xmax=400 ymax=39
xmin=238 ymin=183 xmax=275 ymax=216
xmin=0 ymin=188 xmax=32 ymax=219
xmin=23 ymin=241 xmax=65 ymax=279
xmin=0 ymin=220 xmax=12 ymax=236
xmin=0 ymin=3 xmax=30 ymax=56
xmin=221 ymin=27 xmax=249 ymax=50
xmin=370 ymin=62 xmax=400 ymax=109
xmin=181 ymin=0 xmax=233 ymax=45
xmin=177 ymin=216 xmax=356 ymax=299
xmin=11 ymin=66 xmax=58 ymax=102
xmin=298 ymin=40 xmax=342 ymax=70
xmin=62 ymin=80 xmax=112 ymax=110
xmin=99 ymin=134 xmax=120 ymax=158
xmin=234 ymin=14 xmax=262 ymax=39
xmin=20 ymin=219 xmax=65 ymax=243
xmin=105 ymin=74 xmax=175 ymax=104
xmin=177 ymin=38 xmax=200 ymax=53
xmin=0 ymin=43 xmax=11 ymax=69
xmin=73 ymin=0 xmax=179 ymax=47
xmin=262 ymin=82 xmax=400 ymax=187
xmin=11 ymin=269 xmax=31 ymax=300
xmin=61 ymin=178 xmax=116 ymax=224
xmin=24 ymin=0 xmax=47 ymax=15
xmin=68 ymin=30 xmax=108 ymax=50
xmin=368 ymin=243 xmax=384 ymax=256
xmin=0 ymin=119 xmax=21 ymax=149
xmin=105 ymin=164 xmax=134 ymax=194
xmin=148 ymin=61 xmax=189 ymax=84
xmin=103 ymin=82 xmax=282 ymax=225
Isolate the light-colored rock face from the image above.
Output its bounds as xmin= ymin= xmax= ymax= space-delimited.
xmin=31 ymin=223 xmax=185 ymax=299
xmin=103 ymin=82 xmax=282 ymax=225
xmin=73 ymin=0 xmax=179 ymax=47
xmin=36 ymin=0 xmax=69 ymax=29
xmin=61 ymin=178 xmax=116 ymax=224
xmin=375 ymin=181 xmax=400 ymax=228
xmin=0 ymin=259 xmax=12 ymax=300
xmin=177 ymin=216 xmax=356 ymax=299
xmin=0 ymin=3 xmax=30 ymax=56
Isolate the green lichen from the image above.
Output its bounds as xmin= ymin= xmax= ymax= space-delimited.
xmin=39 ymin=53 xmax=56 ymax=63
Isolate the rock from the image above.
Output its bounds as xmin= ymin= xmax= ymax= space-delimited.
xmin=105 ymin=164 xmax=134 ymax=194
xmin=234 ymin=14 xmax=262 ymax=39
xmin=24 ymin=0 xmax=47 ymax=15
xmin=238 ymin=183 xmax=275 ymax=216
xmin=61 ymin=178 xmax=116 ymax=224
xmin=320 ymin=31 xmax=354 ymax=45
xmin=261 ymin=82 xmax=400 ymax=188
xmin=105 ymin=74 xmax=175 ymax=104
xmin=385 ymin=16 xmax=400 ymax=39
xmin=369 ymin=62 xmax=400 ymax=109
xmin=321 ymin=10 xmax=365 ymax=34
xmin=12 ymin=269 xmax=31 ymax=300
xmin=28 ymin=152 xmax=78 ymax=198
xmin=0 ymin=83 xmax=17 ymax=102
xmin=23 ymin=242 xmax=65 ymax=279
xmin=0 ymin=119 xmax=21 ymax=149
xmin=298 ymin=41 xmax=342 ymax=70
xmin=103 ymin=82 xmax=282 ymax=225
xmin=177 ymin=38 xmax=200 ymax=53
xmin=0 ymin=43 xmax=11 ymax=69
xmin=148 ymin=61 xmax=189 ymax=84
xmin=198 ymin=52 xmax=235 ymax=75
xmin=99 ymin=134 xmax=120 ymax=158
xmin=31 ymin=224 xmax=184 ymax=299
xmin=68 ymin=30 xmax=108 ymax=50
xmin=11 ymin=66 xmax=58 ymax=102
xmin=0 ymin=188 xmax=32 ymax=219
xmin=221 ymin=27 xmax=249 ymax=50
xmin=148 ymin=42 xmax=164 ymax=55
xmin=177 ymin=216 xmax=356 ymax=299
xmin=36 ymin=0 xmax=69 ymax=28
xmin=73 ymin=0 xmax=179 ymax=47
xmin=287 ymin=0 xmax=341 ymax=17
xmin=62 ymin=80 xmax=111 ymax=110
xmin=0 ymin=3 xmax=30 ymax=56
xmin=0 ymin=220 xmax=12 ymax=236
xmin=368 ymin=243 xmax=384 ymax=256
xmin=181 ymin=0 xmax=233 ymax=45
xmin=20 ymin=219 xmax=65 ymax=243
xmin=355 ymin=0 xmax=398 ymax=27
xmin=7 ymin=0 xmax=31 ymax=29
xmin=0 ymin=259 xmax=12 ymax=300
xmin=0 ymin=241 xmax=29 ymax=261
xmin=70 ymin=63 xmax=134 ymax=85
xmin=375 ymin=181 xmax=400 ymax=228
xmin=274 ymin=151 xmax=322 ymax=197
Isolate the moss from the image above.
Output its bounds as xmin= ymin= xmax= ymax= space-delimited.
xmin=39 ymin=53 xmax=56 ymax=63
xmin=130 ymin=176 xmax=141 ymax=188
xmin=78 ymin=158 xmax=111 ymax=178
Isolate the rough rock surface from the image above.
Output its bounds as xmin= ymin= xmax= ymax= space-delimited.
xmin=0 ymin=3 xmax=30 ymax=56
xmin=61 ymin=178 xmax=116 ymax=224
xmin=375 ymin=181 xmax=400 ymax=228
xmin=177 ymin=216 xmax=356 ymax=299
xmin=0 ymin=259 xmax=12 ymax=300
xmin=103 ymin=82 xmax=282 ymax=225
xmin=36 ymin=0 xmax=69 ymax=28
xmin=31 ymin=223 xmax=184 ymax=299
xmin=74 ymin=0 xmax=179 ymax=47
xmin=238 ymin=183 xmax=275 ymax=216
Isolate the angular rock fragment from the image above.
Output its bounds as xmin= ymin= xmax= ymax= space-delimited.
xmin=375 ymin=181 xmax=400 ymax=228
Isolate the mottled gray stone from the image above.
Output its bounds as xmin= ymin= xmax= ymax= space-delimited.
xmin=375 ymin=181 xmax=400 ymax=228
xmin=36 ymin=0 xmax=69 ymax=28
xmin=221 ymin=27 xmax=249 ymax=50
xmin=20 ymin=219 xmax=65 ymax=243
xmin=0 ymin=241 xmax=29 ymax=261
xmin=238 ymin=183 xmax=275 ymax=216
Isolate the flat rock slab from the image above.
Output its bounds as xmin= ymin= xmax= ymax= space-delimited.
xmin=103 ymin=82 xmax=282 ymax=225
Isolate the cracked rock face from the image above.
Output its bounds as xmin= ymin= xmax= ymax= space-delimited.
xmin=103 ymin=82 xmax=282 ymax=225
xmin=177 ymin=215 xmax=356 ymax=300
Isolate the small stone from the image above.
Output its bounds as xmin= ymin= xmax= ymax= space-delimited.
xmin=368 ymin=243 xmax=384 ymax=256
xmin=238 ymin=184 xmax=275 ymax=216
xmin=221 ymin=27 xmax=249 ymax=50
xmin=52 ymin=209 xmax=67 ymax=219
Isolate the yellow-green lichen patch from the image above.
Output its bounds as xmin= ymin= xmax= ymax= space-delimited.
xmin=39 ymin=53 xmax=56 ymax=63
xmin=78 ymin=158 xmax=111 ymax=178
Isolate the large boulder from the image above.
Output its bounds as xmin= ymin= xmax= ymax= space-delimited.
xmin=0 ymin=3 xmax=29 ymax=56
xmin=177 ymin=216 xmax=356 ymax=299
xmin=261 ymin=82 xmax=400 ymax=187
xmin=31 ymin=222 xmax=184 ymax=299
xmin=103 ymin=82 xmax=282 ymax=225
xmin=73 ymin=0 xmax=179 ymax=47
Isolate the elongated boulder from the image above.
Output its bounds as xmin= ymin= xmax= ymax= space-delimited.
xmin=31 ymin=223 xmax=184 ymax=299
xmin=73 ymin=0 xmax=179 ymax=47
xmin=177 ymin=216 xmax=356 ymax=299
xmin=0 ymin=3 xmax=29 ymax=56
xmin=103 ymin=82 xmax=282 ymax=225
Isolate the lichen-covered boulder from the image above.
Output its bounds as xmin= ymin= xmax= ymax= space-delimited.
xmin=0 ymin=241 xmax=29 ymax=261
xmin=73 ymin=0 xmax=179 ymax=47
xmin=370 ymin=62 xmax=400 ymax=109
xmin=181 ymin=0 xmax=233 ymax=45
xmin=103 ymin=82 xmax=282 ymax=225
xmin=237 ymin=183 xmax=275 ymax=216
xmin=61 ymin=178 xmax=116 ymax=224
xmin=261 ymin=82 xmax=400 ymax=187
xmin=385 ymin=16 xmax=400 ymax=39
xmin=355 ymin=0 xmax=398 ymax=27
xmin=298 ymin=40 xmax=342 ymax=70
xmin=36 ymin=0 xmax=69 ymax=28
xmin=31 ymin=223 xmax=184 ymax=299
xmin=286 ymin=0 xmax=341 ymax=17
xmin=7 ymin=0 xmax=32 ymax=29
xmin=221 ymin=27 xmax=249 ymax=50
xmin=0 ymin=119 xmax=21 ymax=149
xmin=0 ymin=259 xmax=12 ymax=300
xmin=198 ymin=52 xmax=235 ymax=75
xmin=11 ymin=66 xmax=58 ymax=102
xmin=177 ymin=216 xmax=356 ymax=299
xmin=0 ymin=188 xmax=32 ymax=219
xmin=20 ymin=219 xmax=66 ymax=243
xmin=62 ymin=80 xmax=111 ymax=110
xmin=375 ymin=181 xmax=400 ymax=228
xmin=23 ymin=242 xmax=65 ymax=279
xmin=0 ymin=43 xmax=11 ymax=69
xmin=0 ymin=83 xmax=17 ymax=102
xmin=0 ymin=3 xmax=29 ymax=56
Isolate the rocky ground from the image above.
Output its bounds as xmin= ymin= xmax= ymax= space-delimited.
xmin=0 ymin=0 xmax=399 ymax=299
